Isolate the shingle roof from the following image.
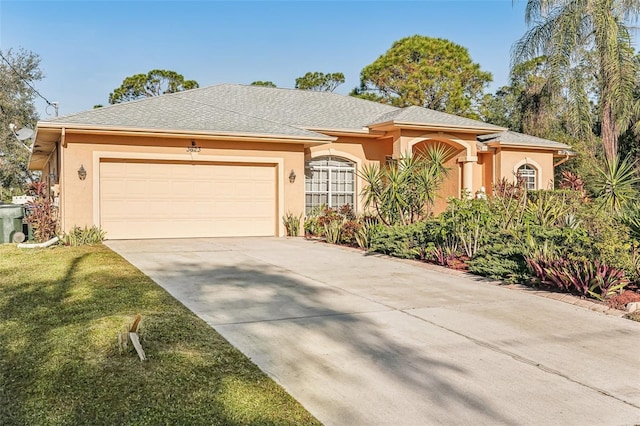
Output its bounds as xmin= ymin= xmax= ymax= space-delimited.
xmin=478 ymin=131 xmax=571 ymax=149
xmin=368 ymin=105 xmax=505 ymax=131
xmin=43 ymin=84 xmax=566 ymax=151
xmin=180 ymin=84 xmax=398 ymax=130
xmin=42 ymin=84 xmax=505 ymax=137
xmin=45 ymin=88 xmax=331 ymax=140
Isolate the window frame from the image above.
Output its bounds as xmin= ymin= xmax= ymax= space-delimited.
xmin=305 ymin=156 xmax=356 ymax=213
xmin=517 ymin=164 xmax=537 ymax=190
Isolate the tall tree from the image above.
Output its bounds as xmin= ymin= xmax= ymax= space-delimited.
xmin=0 ymin=48 xmax=42 ymax=194
xmin=353 ymin=35 xmax=492 ymax=117
xmin=513 ymin=0 xmax=640 ymax=161
xmin=250 ymin=81 xmax=277 ymax=88
xmin=295 ymin=72 xmax=345 ymax=92
xmin=109 ymin=69 xmax=199 ymax=104
xmin=479 ymin=56 xmax=594 ymax=137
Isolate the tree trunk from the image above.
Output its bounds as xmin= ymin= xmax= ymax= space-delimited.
xmin=601 ymin=100 xmax=619 ymax=162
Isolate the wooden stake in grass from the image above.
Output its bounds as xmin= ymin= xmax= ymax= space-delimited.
xmin=118 ymin=314 xmax=146 ymax=361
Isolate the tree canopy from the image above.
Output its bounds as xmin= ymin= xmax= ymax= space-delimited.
xmin=479 ymin=55 xmax=602 ymax=191
xmin=0 ymin=48 xmax=42 ymax=195
xmin=353 ymin=35 xmax=492 ymax=117
xmin=250 ymin=81 xmax=277 ymax=88
xmin=512 ymin=0 xmax=640 ymax=161
xmin=295 ymin=72 xmax=345 ymax=92
xmin=108 ymin=69 xmax=199 ymax=104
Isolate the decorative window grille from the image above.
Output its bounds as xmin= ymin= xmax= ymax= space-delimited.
xmin=517 ymin=164 xmax=537 ymax=190
xmin=305 ymin=156 xmax=355 ymax=213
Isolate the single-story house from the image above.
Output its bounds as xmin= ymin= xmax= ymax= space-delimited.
xmin=29 ymin=84 xmax=571 ymax=239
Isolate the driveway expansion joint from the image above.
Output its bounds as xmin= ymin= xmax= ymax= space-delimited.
xmin=211 ymin=308 xmax=394 ymax=326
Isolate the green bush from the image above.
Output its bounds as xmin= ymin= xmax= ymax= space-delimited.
xmin=60 ymin=225 xmax=106 ymax=246
xmin=364 ymin=186 xmax=639 ymax=290
xmin=467 ymin=229 xmax=530 ymax=283
xmin=370 ymin=221 xmax=429 ymax=259
xmin=282 ymin=212 xmax=302 ymax=236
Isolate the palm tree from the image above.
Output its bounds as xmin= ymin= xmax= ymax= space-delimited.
xmin=512 ymin=0 xmax=640 ymax=161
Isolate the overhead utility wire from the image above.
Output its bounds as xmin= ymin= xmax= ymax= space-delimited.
xmin=0 ymin=51 xmax=55 ymax=109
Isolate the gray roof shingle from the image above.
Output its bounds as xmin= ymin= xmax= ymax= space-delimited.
xmin=180 ymin=84 xmax=398 ymax=130
xmin=368 ymin=105 xmax=505 ymax=131
xmin=478 ymin=131 xmax=571 ymax=149
xmin=46 ymin=89 xmax=331 ymax=139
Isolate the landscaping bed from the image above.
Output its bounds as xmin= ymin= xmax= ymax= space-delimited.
xmin=296 ymin=158 xmax=640 ymax=319
xmin=0 ymin=244 xmax=320 ymax=426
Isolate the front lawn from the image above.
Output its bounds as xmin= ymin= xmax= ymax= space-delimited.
xmin=0 ymin=244 xmax=320 ymax=426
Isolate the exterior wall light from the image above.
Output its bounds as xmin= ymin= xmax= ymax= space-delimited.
xmin=289 ymin=169 xmax=296 ymax=183
xmin=78 ymin=165 xmax=87 ymax=181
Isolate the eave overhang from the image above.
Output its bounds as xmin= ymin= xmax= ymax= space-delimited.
xmin=29 ymin=122 xmax=335 ymax=171
xmin=302 ymin=126 xmax=388 ymax=139
xmin=368 ymin=120 xmax=507 ymax=135
xmin=486 ymin=141 xmax=573 ymax=154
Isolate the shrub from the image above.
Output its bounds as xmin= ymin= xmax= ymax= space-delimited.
xmin=359 ymin=147 xmax=451 ymax=226
xmin=340 ymin=220 xmax=361 ymax=245
xmin=282 ymin=212 xmax=302 ymax=236
xmin=438 ymin=197 xmax=493 ymax=259
xmin=324 ymin=220 xmax=343 ymax=244
xmin=467 ymin=233 xmax=531 ymax=283
xmin=24 ymin=182 xmax=58 ymax=243
xmin=354 ymin=218 xmax=383 ymax=250
xmin=526 ymin=256 xmax=629 ymax=299
xmin=305 ymin=204 xmax=356 ymax=238
xmin=370 ymin=222 xmax=428 ymax=259
xmin=60 ymin=225 xmax=106 ymax=246
xmin=430 ymin=245 xmax=457 ymax=267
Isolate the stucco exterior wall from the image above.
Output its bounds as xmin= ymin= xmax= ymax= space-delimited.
xmin=496 ymin=148 xmax=556 ymax=190
xmin=56 ymin=133 xmax=306 ymax=235
xmin=478 ymin=152 xmax=494 ymax=195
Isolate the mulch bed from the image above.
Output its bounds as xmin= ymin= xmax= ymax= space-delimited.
xmin=606 ymin=290 xmax=640 ymax=310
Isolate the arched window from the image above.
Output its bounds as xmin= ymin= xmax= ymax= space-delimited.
xmin=517 ymin=164 xmax=537 ymax=190
xmin=305 ymin=156 xmax=355 ymax=213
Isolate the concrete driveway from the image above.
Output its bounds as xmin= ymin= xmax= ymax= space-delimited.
xmin=105 ymin=237 xmax=640 ymax=425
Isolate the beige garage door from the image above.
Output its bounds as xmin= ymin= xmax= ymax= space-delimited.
xmin=100 ymin=161 xmax=277 ymax=239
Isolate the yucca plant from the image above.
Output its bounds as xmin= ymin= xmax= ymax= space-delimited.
xmin=282 ymin=211 xmax=302 ymax=237
xmin=525 ymin=192 xmax=568 ymax=227
xmin=595 ymin=155 xmax=640 ymax=215
xmin=324 ymin=219 xmax=343 ymax=244
xmin=358 ymin=145 xmax=452 ymax=226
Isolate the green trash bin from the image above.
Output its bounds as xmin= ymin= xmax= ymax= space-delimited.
xmin=0 ymin=204 xmax=26 ymax=244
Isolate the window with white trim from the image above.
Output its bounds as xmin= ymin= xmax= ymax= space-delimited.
xmin=305 ymin=156 xmax=355 ymax=213
xmin=517 ymin=164 xmax=537 ymax=190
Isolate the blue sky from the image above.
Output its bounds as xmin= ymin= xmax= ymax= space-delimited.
xmin=2 ymin=0 xmax=533 ymax=118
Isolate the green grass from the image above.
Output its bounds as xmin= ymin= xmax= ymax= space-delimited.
xmin=0 ymin=244 xmax=321 ymax=426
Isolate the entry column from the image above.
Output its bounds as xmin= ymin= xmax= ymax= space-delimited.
xmin=458 ymin=156 xmax=478 ymax=198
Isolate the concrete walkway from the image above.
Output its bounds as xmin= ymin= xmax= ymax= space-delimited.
xmin=105 ymin=237 xmax=640 ymax=425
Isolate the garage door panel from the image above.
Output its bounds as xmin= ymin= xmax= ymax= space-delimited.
xmin=100 ymin=162 xmax=277 ymax=239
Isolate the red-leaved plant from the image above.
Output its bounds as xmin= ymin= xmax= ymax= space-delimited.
xmin=430 ymin=245 xmax=457 ymax=268
xmin=25 ymin=181 xmax=58 ymax=243
xmin=526 ymin=255 xmax=628 ymax=300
